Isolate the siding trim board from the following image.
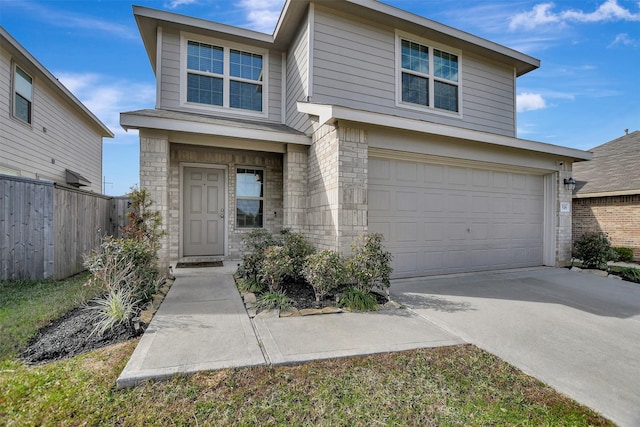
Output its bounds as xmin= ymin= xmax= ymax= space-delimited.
xmin=297 ymin=102 xmax=592 ymax=161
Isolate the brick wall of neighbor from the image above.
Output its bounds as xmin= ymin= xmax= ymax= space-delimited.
xmin=139 ymin=132 xmax=171 ymax=272
xmin=169 ymin=144 xmax=284 ymax=261
xmin=573 ymin=195 xmax=640 ymax=260
xmin=306 ymin=122 xmax=368 ymax=255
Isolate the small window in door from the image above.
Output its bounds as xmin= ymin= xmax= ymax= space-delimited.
xmin=236 ymin=168 xmax=264 ymax=228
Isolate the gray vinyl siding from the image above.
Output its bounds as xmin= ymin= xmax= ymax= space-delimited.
xmin=285 ymin=13 xmax=312 ymax=134
xmin=310 ymin=7 xmax=517 ymax=137
xmin=0 ymin=46 xmax=103 ymax=193
xmin=159 ymin=29 xmax=283 ymax=123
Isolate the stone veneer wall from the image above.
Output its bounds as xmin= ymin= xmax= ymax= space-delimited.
xmin=573 ymin=195 xmax=640 ymax=260
xmin=139 ymin=131 xmax=171 ymax=271
xmin=306 ymin=123 xmax=368 ymax=255
xmin=169 ymin=144 xmax=283 ymax=260
xmin=557 ymin=165 xmax=574 ymax=266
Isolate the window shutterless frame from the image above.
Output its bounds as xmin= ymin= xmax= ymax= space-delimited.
xmin=395 ymin=31 xmax=462 ymax=117
xmin=236 ymin=167 xmax=265 ymax=228
xmin=13 ymin=64 xmax=33 ymax=125
xmin=180 ymin=32 xmax=268 ymax=117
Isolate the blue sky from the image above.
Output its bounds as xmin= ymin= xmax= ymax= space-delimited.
xmin=1 ymin=0 xmax=638 ymax=196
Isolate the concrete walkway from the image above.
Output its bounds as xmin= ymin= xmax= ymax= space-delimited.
xmin=117 ymin=264 xmax=462 ymax=387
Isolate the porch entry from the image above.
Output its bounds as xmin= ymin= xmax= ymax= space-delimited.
xmin=183 ymin=167 xmax=225 ymax=256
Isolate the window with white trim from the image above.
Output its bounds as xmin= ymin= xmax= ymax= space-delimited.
xmin=13 ymin=65 xmax=33 ymax=124
xmin=398 ymin=37 xmax=460 ymax=113
xmin=185 ymin=38 xmax=265 ymax=113
xmin=236 ymin=168 xmax=264 ymax=228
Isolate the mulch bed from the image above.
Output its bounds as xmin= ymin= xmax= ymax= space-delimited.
xmin=279 ymin=281 xmax=388 ymax=310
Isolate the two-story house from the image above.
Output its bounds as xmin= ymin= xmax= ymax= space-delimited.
xmin=0 ymin=26 xmax=113 ymax=193
xmin=121 ymin=0 xmax=591 ymax=278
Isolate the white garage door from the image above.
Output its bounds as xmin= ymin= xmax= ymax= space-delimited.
xmin=368 ymin=157 xmax=544 ymax=278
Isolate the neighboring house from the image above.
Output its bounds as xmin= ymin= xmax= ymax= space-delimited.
xmin=572 ymin=130 xmax=640 ymax=260
xmin=0 ymin=26 xmax=113 ymax=192
xmin=122 ymin=1 xmax=591 ymax=278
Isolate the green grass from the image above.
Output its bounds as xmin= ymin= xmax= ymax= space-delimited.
xmin=0 ymin=272 xmax=102 ymax=360
xmin=0 ymin=275 xmax=614 ymax=426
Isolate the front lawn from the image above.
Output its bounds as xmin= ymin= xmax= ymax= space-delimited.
xmin=0 ymin=275 xmax=613 ymax=426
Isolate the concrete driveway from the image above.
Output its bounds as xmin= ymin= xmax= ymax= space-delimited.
xmin=392 ymin=267 xmax=640 ymax=427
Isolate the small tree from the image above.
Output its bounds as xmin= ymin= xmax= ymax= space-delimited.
xmin=574 ymin=232 xmax=611 ymax=269
xmin=347 ymin=233 xmax=393 ymax=294
xmin=120 ymin=187 xmax=165 ymax=251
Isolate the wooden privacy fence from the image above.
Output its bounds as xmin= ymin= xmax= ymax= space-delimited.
xmin=0 ymin=175 xmax=130 ymax=281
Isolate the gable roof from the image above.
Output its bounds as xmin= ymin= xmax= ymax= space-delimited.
xmin=573 ymin=130 xmax=640 ymax=198
xmin=0 ymin=26 xmax=113 ymax=138
xmin=133 ymin=0 xmax=539 ymax=77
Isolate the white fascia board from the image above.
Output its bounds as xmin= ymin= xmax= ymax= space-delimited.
xmin=297 ymin=102 xmax=592 ymax=161
xmin=120 ymin=112 xmax=311 ymax=145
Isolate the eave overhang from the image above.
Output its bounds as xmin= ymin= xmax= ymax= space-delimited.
xmin=120 ymin=110 xmax=311 ymax=146
xmin=298 ymin=102 xmax=592 ymax=162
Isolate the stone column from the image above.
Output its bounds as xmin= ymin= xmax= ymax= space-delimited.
xmin=139 ymin=129 xmax=170 ymax=272
xmin=557 ymin=163 xmax=574 ymax=266
xmin=283 ymin=144 xmax=308 ymax=233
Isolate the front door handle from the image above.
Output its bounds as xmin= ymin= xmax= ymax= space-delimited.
xmin=219 ymin=207 xmax=225 ymax=218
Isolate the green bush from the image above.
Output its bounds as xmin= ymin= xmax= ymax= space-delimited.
xmin=612 ymin=247 xmax=634 ymax=262
xmin=236 ymin=230 xmax=281 ymax=281
xmin=347 ymin=233 xmax=393 ymax=292
xmin=281 ymin=230 xmax=315 ymax=282
xmin=573 ymin=232 xmax=612 ymax=269
xmin=236 ymin=277 xmax=265 ymax=294
xmin=260 ymin=246 xmax=294 ymax=291
xmin=255 ymin=290 xmax=293 ymax=312
xmin=303 ymin=250 xmax=346 ymax=302
xmin=338 ymin=286 xmax=378 ymax=312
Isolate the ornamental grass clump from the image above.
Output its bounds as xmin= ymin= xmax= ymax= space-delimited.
xmin=338 ymin=286 xmax=378 ymax=312
xmin=255 ymin=290 xmax=293 ymax=312
xmin=303 ymin=250 xmax=347 ymax=302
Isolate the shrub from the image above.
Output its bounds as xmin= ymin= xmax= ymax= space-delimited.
xmin=236 ymin=230 xmax=281 ymax=281
xmin=120 ymin=187 xmax=165 ymax=252
xmin=260 ymin=246 xmax=294 ymax=291
xmin=303 ymin=250 xmax=346 ymax=302
xmin=612 ymin=247 xmax=634 ymax=263
xmin=347 ymin=233 xmax=393 ymax=293
xmin=255 ymin=290 xmax=293 ymax=312
xmin=338 ymin=286 xmax=378 ymax=312
xmin=281 ymin=230 xmax=315 ymax=282
xmin=573 ymin=232 xmax=612 ymax=269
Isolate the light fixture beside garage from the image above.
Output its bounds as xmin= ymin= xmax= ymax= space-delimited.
xmin=564 ymin=177 xmax=576 ymax=191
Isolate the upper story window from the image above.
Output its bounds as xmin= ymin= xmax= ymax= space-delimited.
xmin=397 ymin=34 xmax=461 ymax=114
xmin=13 ymin=65 xmax=33 ymax=124
xmin=183 ymin=34 xmax=267 ymax=115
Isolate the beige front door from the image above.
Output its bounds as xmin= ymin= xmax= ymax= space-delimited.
xmin=183 ymin=167 xmax=225 ymax=256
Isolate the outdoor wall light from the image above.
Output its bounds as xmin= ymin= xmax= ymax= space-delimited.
xmin=564 ymin=177 xmax=576 ymax=191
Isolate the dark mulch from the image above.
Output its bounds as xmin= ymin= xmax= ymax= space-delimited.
xmin=21 ymin=303 xmax=142 ymax=364
xmin=279 ymin=281 xmax=388 ymax=310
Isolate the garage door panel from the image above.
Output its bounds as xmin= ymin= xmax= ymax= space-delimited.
xmin=369 ymin=157 xmax=545 ymax=278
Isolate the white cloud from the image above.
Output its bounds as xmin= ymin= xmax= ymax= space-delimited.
xmin=164 ymin=0 xmax=199 ymax=9
xmin=237 ymin=0 xmax=284 ymax=33
xmin=516 ymin=92 xmax=547 ymax=112
xmin=509 ymin=0 xmax=640 ymax=30
xmin=608 ymin=33 xmax=639 ymax=47
xmin=56 ymin=72 xmax=155 ymax=140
